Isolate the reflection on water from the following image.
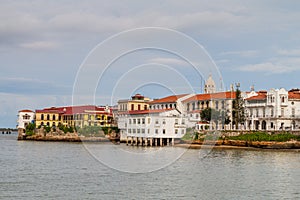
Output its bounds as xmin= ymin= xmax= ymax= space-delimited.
xmin=0 ymin=135 xmax=299 ymax=199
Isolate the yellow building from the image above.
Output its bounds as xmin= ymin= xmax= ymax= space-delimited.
xmin=35 ymin=105 xmax=114 ymax=128
xmin=118 ymin=94 xmax=151 ymax=112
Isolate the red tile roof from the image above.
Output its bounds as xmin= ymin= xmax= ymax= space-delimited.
xmin=245 ymin=92 xmax=267 ymax=101
xmin=18 ymin=109 xmax=34 ymax=113
xmin=289 ymin=91 xmax=300 ymax=100
xmin=183 ymin=92 xmax=236 ymax=102
xmin=36 ymin=105 xmax=112 ymax=116
xmin=118 ymin=108 xmax=175 ymax=115
xmin=149 ymin=94 xmax=188 ymax=104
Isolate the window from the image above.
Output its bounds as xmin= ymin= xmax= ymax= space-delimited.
xmin=271 ymin=109 xmax=274 ymax=117
xmin=53 ymin=115 xmax=56 ymax=121
xmin=162 ymin=119 xmax=166 ymax=125
xmin=181 ymin=129 xmax=185 ymax=134
xmin=133 ymin=129 xmax=136 ymax=133
xmin=47 ymin=114 xmax=50 ymax=120
xmin=281 ymin=108 xmax=284 ymax=117
xmin=138 ymin=104 xmax=141 ymax=110
xmin=133 ymin=119 xmax=136 ymax=124
xmin=142 ymin=118 xmax=145 ymax=124
xmin=256 ymin=109 xmax=259 ymax=117
xmin=137 ymin=119 xmax=140 ymax=124
xmin=155 ymin=119 xmax=159 ymax=124
xmin=131 ymin=104 xmax=134 ymax=110
xmin=163 ymin=129 xmax=166 ymax=134
xmin=155 ymin=129 xmax=158 ymax=134
xmin=175 ymin=119 xmax=178 ymax=125
xmin=41 ymin=114 xmax=44 ymax=120
xmin=215 ymin=101 xmax=219 ymax=110
xmin=187 ymin=103 xmax=190 ymax=111
xmin=128 ymin=129 xmax=131 ymax=133
xmin=148 ymin=129 xmax=150 ymax=134
xmin=182 ymin=119 xmax=185 ymax=125
xmin=144 ymin=105 xmax=147 ymax=110
xmin=129 ymin=119 xmax=132 ymax=124
xmin=281 ymin=96 xmax=285 ymax=103
xmin=175 ymin=129 xmax=178 ymax=134
xmin=292 ymin=108 xmax=295 ymax=117
xmin=142 ymin=129 xmax=145 ymax=134
xmin=148 ymin=118 xmax=151 ymax=124
xmin=137 ymin=129 xmax=140 ymax=134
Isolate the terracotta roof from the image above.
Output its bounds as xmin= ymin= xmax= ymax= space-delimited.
xmin=149 ymin=94 xmax=188 ymax=104
xmin=289 ymin=91 xmax=300 ymax=100
xmin=118 ymin=108 xmax=175 ymax=115
xmin=18 ymin=109 xmax=34 ymax=113
xmin=36 ymin=105 xmax=112 ymax=115
xmin=183 ymin=91 xmax=236 ymax=102
xmin=245 ymin=92 xmax=267 ymax=101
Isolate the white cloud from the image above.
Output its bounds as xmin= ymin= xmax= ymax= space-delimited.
xmin=277 ymin=49 xmax=300 ymax=56
xmin=220 ymin=50 xmax=258 ymax=57
xmin=238 ymin=60 xmax=300 ymax=74
xmin=20 ymin=41 xmax=60 ymax=50
xmin=147 ymin=57 xmax=188 ymax=66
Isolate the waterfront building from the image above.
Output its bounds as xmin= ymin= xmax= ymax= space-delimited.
xmin=17 ymin=110 xmax=35 ymax=129
xmin=182 ymin=91 xmax=236 ymax=130
xmin=117 ymin=94 xmax=189 ymax=144
xmin=35 ymin=105 xmax=113 ymax=128
xmin=244 ymin=88 xmax=300 ymax=131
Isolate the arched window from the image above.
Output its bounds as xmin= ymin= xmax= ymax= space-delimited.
xmin=52 ymin=115 xmax=56 ymax=121
xmin=41 ymin=114 xmax=44 ymax=120
xmin=281 ymin=96 xmax=285 ymax=103
xmin=47 ymin=114 xmax=50 ymax=120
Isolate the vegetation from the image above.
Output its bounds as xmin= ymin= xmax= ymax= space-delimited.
xmin=44 ymin=126 xmax=51 ymax=133
xmin=77 ymin=126 xmax=119 ymax=137
xmin=25 ymin=123 xmax=36 ymax=136
xmin=232 ymin=85 xmax=245 ymax=129
xmin=58 ymin=124 xmax=74 ymax=133
xmin=228 ymin=132 xmax=300 ymax=142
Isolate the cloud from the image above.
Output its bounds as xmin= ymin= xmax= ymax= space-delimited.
xmin=238 ymin=60 xmax=300 ymax=74
xmin=220 ymin=50 xmax=258 ymax=57
xmin=19 ymin=41 xmax=60 ymax=50
xmin=147 ymin=57 xmax=188 ymax=66
xmin=277 ymin=49 xmax=300 ymax=56
xmin=0 ymin=77 xmax=71 ymax=95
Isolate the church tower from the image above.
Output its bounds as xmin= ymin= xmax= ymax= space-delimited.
xmin=204 ymin=74 xmax=216 ymax=94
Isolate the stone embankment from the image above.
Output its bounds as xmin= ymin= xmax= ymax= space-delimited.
xmin=186 ymin=139 xmax=300 ymax=149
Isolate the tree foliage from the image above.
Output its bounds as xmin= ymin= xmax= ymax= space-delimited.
xmin=232 ymin=87 xmax=245 ymax=129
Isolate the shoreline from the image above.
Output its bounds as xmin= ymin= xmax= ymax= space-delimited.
xmin=18 ymin=135 xmax=300 ymax=150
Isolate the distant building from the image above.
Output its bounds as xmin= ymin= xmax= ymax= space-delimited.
xmin=17 ymin=110 xmax=35 ymax=129
xmin=244 ymin=88 xmax=300 ymax=131
xmin=204 ymin=74 xmax=216 ymax=94
xmin=35 ymin=105 xmax=114 ymax=128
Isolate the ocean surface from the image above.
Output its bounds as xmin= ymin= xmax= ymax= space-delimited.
xmin=1 ymin=133 xmax=300 ymax=200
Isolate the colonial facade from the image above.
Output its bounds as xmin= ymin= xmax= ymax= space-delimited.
xmin=244 ymin=88 xmax=300 ymax=131
xmin=35 ymin=105 xmax=113 ymax=128
xmin=17 ymin=110 xmax=35 ymax=129
xmin=182 ymin=91 xmax=236 ymax=130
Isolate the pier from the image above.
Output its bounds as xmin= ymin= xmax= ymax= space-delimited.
xmin=0 ymin=128 xmax=16 ymax=134
xmin=126 ymin=137 xmax=175 ymax=147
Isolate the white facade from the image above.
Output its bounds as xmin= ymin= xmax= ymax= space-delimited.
xmin=17 ymin=110 xmax=35 ymax=129
xmin=118 ymin=109 xmax=187 ymax=142
xmin=244 ymin=88 xmax=300 ymax=131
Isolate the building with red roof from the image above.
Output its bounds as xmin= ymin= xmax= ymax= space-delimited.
xmin=35 ymin=105 xmax=113 ymax=128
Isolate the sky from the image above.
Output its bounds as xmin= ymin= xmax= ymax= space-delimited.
xmin=1 ymin=0 xmax=300 ymax=127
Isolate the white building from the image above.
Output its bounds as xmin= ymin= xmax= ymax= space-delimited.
xmin=17 ymin=110 xmax=35 ymax=129
xmin=244 ymin=88 xmax=300 ymax=131
xmin=117 ymin=94 xmax=190 ymax=145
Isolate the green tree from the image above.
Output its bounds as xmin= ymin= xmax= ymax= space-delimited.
xmin=232 ymin=85 xmax=245 ymax=129
xmin=200 ymin=108 xmax=221 ymax=122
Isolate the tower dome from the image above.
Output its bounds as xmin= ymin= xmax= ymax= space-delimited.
xmin=204 ymin=74 xmax=216 ymax=94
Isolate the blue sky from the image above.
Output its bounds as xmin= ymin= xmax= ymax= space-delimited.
xmin=1 ymin=0 xmax=300 ymax=127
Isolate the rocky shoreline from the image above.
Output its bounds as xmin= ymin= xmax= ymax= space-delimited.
xmin=181 ymin=139 xmax=300 ymax=149
xmin=18 ymin=134 xmax=300 ymax=149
